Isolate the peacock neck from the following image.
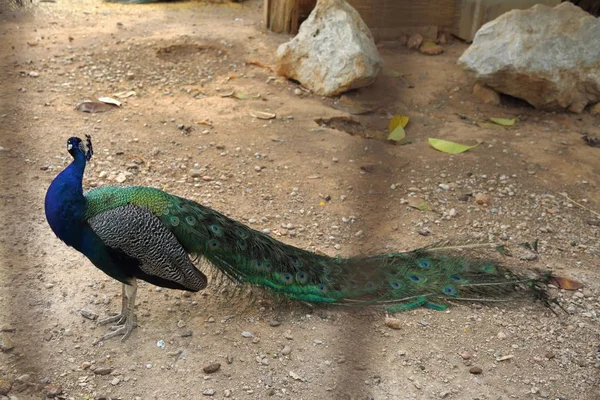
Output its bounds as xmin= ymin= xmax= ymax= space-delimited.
xmin=45 ymin=153 xmax=88 ymax=247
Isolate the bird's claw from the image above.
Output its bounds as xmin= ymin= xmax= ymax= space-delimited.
xmin=98 ymin=317 xmax=136 ymax=342
xmin=98 ymin=313 xmax=126 ymax=326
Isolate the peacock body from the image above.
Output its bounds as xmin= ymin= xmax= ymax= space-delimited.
xmin=45 ymin=136 xmax=549 ymax=341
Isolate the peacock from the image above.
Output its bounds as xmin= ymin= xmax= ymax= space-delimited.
xmin=45 ymin=136 xmax=554 ymax=342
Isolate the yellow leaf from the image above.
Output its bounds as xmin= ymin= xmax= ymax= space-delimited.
xmin=407 ymin=197 xmax=431 ymax=211
xmin=389 ymin=114 xmax=409 ymax=130
xmin=319 ymin=201 xmax=326 ymax=207
xmin=489 ymin=117 xmax=516 ymax=126
xmin=384 ymin=69 xmax=402 ymax=78
xmin=388 ymin=115 xmax=409 ymax=142
xmin=422 ymin=41 xmax=437 ymax=46
xmin=233 ymin=92 xmax=260 ymax=100
xmin=477 ymin=121 xmax=505 ymax=131
xmin=388 ymin=125 xmax=406 ymax=141
xmin=428 ymin=138 xmax=480 ymax=154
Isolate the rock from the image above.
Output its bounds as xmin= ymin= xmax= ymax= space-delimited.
xmin=43 ymin=384 xmax=62 ymax=398
xmin=94 ymin=367 xmax=114 ymax=376
xmin=407 ymin=33 xmax=423 ymax=50
xmin=189 ymin=169 xmax=204 ymax=178
xmin=384 ymin=317 xmax=402 ymax=330
xmin=241 ymin=331 xmax=253 ymax=338
xmin=472 ymin=83 xmax=500 ymax=105
xmin=590 ymin=102 xmax=600 ymax=115
xmin=276 ymin=0 xmax=382 ymax=96
xmin=203 ymin=363 xmax=221 ymax=374
xmin=79 ymin=309 xmax=98 ymax=320
xmin=419 ymin=43 xmax=444 ymax=55
xmin=281 ymin=345 xmax=292 ymax=356
xmin=203 ymin=389 xmax=216 ymax=396
xmin=110 ymin=377 xmax=120 ymax=386
xmin=115 ymin=172 xmax=127 ymax=184
xmin=0 ymin=334 xmax=14 ymax=352
xmin=458 ymin=3 xmax=600 ymax=113
xmin=469 ymin=366 xmax=483 ymax=374
xmin=474 ymin=193 xmax=490 ymax=206
xmin=0 ymin=379 xmax=11 ymax=395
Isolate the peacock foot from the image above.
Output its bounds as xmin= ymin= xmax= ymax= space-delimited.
xmin=98 ymin=313 xmax=126 ymax=326
xmin=99 ymin=313 xmax=136 ymax=342
xmin=95 ymin=281 xmax=138 ymax=342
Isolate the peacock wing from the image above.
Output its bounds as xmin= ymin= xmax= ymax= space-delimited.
xmin=88 ymin=204 xmax=207 ymax=291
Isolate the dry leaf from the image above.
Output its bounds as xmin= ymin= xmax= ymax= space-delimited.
xmin=388 ymin=114 xmax=409 ymax=141
xmin=489 ymin=117 xmax=516 ymax=126
xmin=477 ymin=121 xmax=505 ymax=130
xmin=407 ymin=197 xmax=431 ymax=211
xmin=550 ymin=276 xmax=583 ymax=290
xmin=75 ymin=101 xmax=117 ymax=113
xmin=250 ymin=110 xmax=276 ymax=120
xmin=233 ymin=92 xmax=260 ymax=100
xmin=428 ymin=138 xmax=480 ymax=154
xmin=98 ymin=97 xmax=121 ymax=107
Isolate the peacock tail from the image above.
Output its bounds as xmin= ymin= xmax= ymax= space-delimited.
xmin=84 ymin=186 xmax=547 ymax=312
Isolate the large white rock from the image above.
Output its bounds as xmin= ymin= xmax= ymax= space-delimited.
xmin=275 ymin=0 xmax=382 ymax=96
xmin=458 ymin=2 xmax=600 ymax=113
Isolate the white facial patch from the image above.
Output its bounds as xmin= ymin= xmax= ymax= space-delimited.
xmin=67 ymin=143 xmax=73 ymax=150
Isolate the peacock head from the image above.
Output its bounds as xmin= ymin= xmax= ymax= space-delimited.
xmin=67 ymin=135 xmax=93 ymax=161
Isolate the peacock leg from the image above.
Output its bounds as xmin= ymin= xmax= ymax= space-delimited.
xmin=98 ymin=284 xmax=127 ymax=326
xmin=98 ymin=280 xmax=137 ymax=342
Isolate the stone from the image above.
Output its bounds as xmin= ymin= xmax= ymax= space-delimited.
xmin=203 ymin=363 xmax=221 ymax=374
xmin=419 ymin=43 xmax=444 ymax=55
xmin=407 ymin=33 xmax=423 ymax=50
xmin=384 ymin=317 xmax=402 ymax=329
xmin=458 ymin=3 xmax=600 ymax=113
xmin=276 ymin=0 xmax=382 ymax=96
xmin=472 ymin=83 xmax=500 ymax=105
xmin=590 ymin=102 xmax=600 ymax=115
xmin=0 ymin=379 xmax=11 ymax=395
xmin=469 ymin=366 xmax=483 ymax=374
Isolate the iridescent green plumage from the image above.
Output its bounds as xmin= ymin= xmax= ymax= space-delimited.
xmin=84 ymin=185 xmax=548 ymax=312
xmin=47 ymin=137 xmax=554 ymax=342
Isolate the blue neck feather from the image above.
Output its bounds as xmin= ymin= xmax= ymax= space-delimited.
xmin=45 ymin=151 xmax=88 ymax=248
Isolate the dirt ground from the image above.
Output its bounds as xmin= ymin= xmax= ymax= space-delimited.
xmin=0 ymin=1 xmax=599 ymax=399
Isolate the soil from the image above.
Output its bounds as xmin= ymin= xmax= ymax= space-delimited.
xmin=0 ymin=1 xmax=599 ymax=400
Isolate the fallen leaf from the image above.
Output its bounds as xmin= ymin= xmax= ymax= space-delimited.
xmin=233 ymin=92 xmax=260 ymax=100
xmin=388 ymin=114 xmax=409 ymax=141
xmin=407 ymin=197 xmax=431 ymax=211
xmin=422 ymin=40 xmax=437 ymax=46
xmin=383 ymin=69 xmax=405 ymax=78
xmin=249 ymin=110 xmax=276 ymax=120
xmin=98 ymin=97 xmax=121 ymax=107
xmin=195 ymin=120 xmax=213 ymax=126
xmin=477 ymin=121 xmax=505 ymax=131
xmin=550 ymin=276 xmax=583 ymax=290
xmin=114 ymin=90 xmax=136 ymax=99
xmin=75 ymin=101 xmax=117 ymax=113
xmin=489 ymin=117 xmax=516 ymax=126
xmin=428 ymin=138 xmax=480 ymax=154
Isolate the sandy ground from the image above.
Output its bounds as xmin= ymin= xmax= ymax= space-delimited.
xmin=0 ymin=1 xmax=599 ymax=399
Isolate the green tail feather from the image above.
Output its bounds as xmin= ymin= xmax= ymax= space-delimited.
xmin=85 ymin=186 xmax=550 ymax=312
